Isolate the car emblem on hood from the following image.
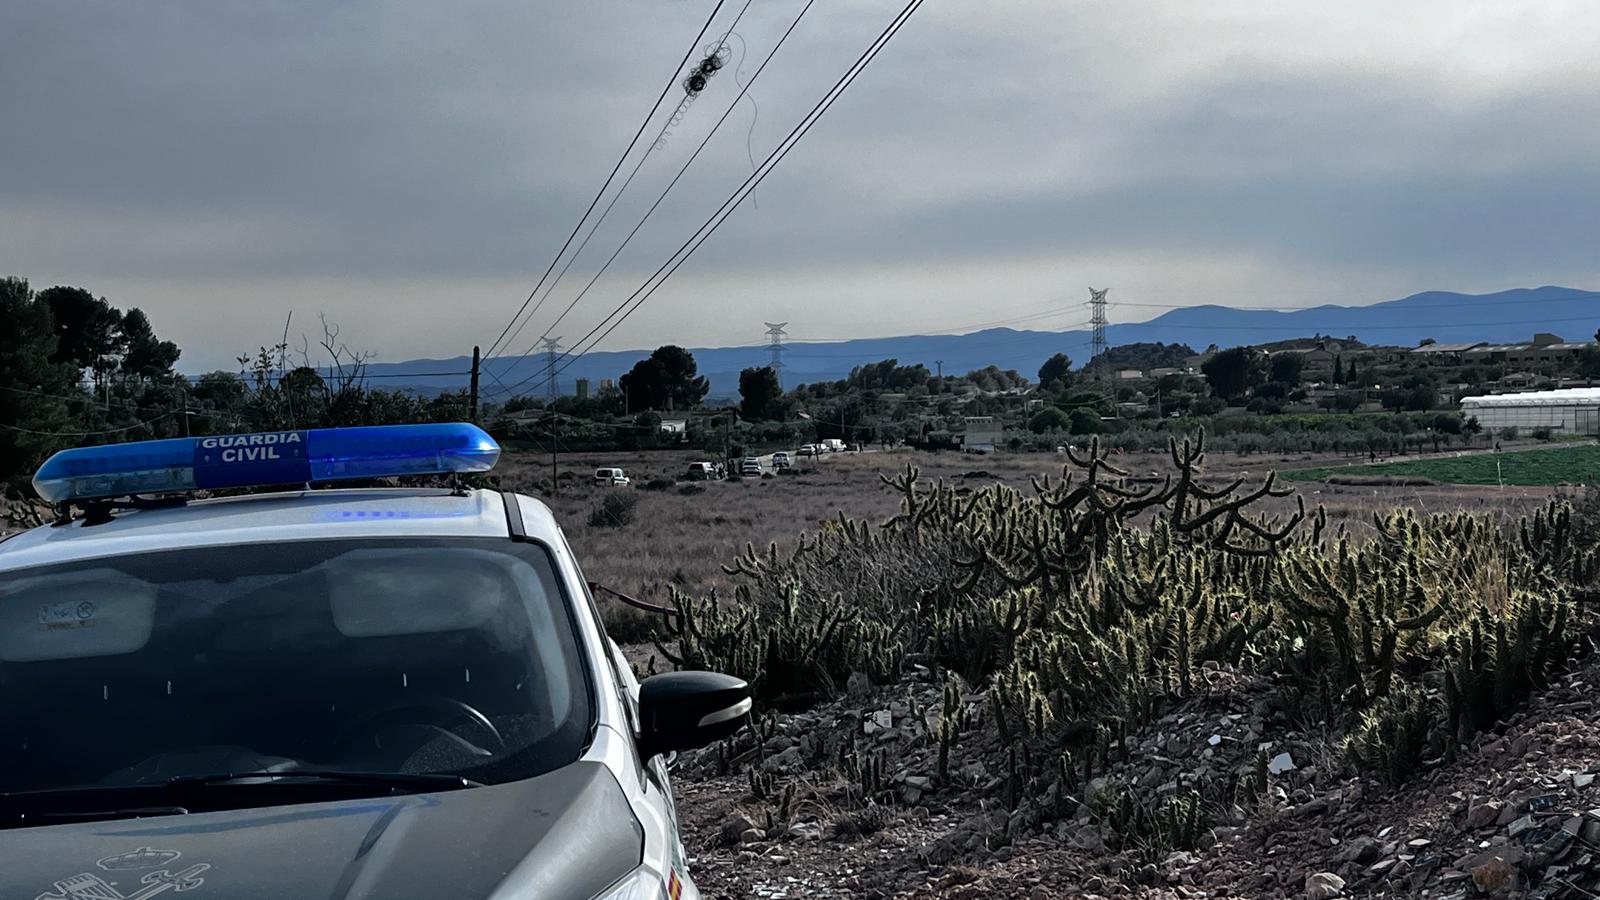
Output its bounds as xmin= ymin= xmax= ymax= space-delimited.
xmin=34 ymin=848 xmax=209 ymax=900
xmin=96 ymin=849 xmax=182 ymax=872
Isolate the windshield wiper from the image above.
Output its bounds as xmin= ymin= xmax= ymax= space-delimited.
xmin=166 ymin=769 xmax=482 ymax=790
xmin=0 ymin=769 xmax=478 ymax=830
xmin=26 ymin=805 xmax=189 ymax=823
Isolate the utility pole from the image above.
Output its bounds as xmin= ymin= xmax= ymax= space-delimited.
xmin=540 ymin=337 xmax=562 ymax=496
xmin=1089 ymin=287 xmax=1110 ymax=378
xmin=175 ymin=381 xmax=191 ymax=437
xmin=765 ymin=323 xmax=788 ymax=388
xmin=469 ymin=345 xmax=481 ymax=424
xmin=936 ymin=359 xmax=944 ymax=391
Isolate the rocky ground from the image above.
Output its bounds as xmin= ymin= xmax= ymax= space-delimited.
xmin=670 ymin=656 xmax=1600 ymax=899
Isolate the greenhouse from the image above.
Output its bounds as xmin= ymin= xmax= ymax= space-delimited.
xmin=1460 ymin=387 xmax=1600 ymax=435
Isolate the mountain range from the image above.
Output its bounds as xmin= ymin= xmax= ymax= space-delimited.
xmin=362 ymin=286 xmax=1600 ymax=400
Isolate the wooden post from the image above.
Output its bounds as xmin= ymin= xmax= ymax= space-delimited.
xmin=469 ymin=345 xmax=481 ymax=424
xmin=551 ymin=414 xmax=559 ymax=497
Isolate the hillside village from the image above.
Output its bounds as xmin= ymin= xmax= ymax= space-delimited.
xmin=489 ymin=329 xmax=1600 ymax=462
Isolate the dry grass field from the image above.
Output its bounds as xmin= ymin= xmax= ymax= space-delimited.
xmin=493 ymin=446 xmax=1557 ymax=615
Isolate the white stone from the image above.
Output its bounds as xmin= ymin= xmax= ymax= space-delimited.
xmin=1268 ymin=751 xmax=1297 ymax=775
xmin=1304 ymin=871 xmax=1346 ymax=899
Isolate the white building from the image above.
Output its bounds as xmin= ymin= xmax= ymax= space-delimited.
xmin=962 ymin=416 xmax=1005 ymax=453
xmin=1460 ymin=387 xmax=1600 ymax=435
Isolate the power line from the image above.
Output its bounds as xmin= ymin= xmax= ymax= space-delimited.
xmin=487 ymin=0 xmax=818 ymax=394
xmin=1115 ymin=315 xmax=1599 ymax=333
xmin=482 ymin=0 xmax=730 ymax=360
xmin=492 ymin=0 xmax=757 ymax=362
xmin=784 ymin=322 xmax=1095 ymax=360
xmin=166 ymin=370 xmax=472 ymax=384
xmin=0 ymin=412 xmax=176 ymax=438
xmin=0 ymin=382 xmax=166 ymax=414
xmin=786 ymin=304 xmax=1089 ymax=344
xmin=1103 ymin=289 xmax=1600 ymax=312
xmin=519 ymin=0 xmax=929 ymax=395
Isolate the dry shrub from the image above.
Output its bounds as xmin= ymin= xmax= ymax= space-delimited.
xmin=588 ymin=492 xmax=639 ymax=528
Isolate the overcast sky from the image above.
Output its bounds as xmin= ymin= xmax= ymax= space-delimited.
xmin=4 ymin=1 xmax=1599 ymax=371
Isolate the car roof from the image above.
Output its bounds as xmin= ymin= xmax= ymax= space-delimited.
xmin=0 ymin=488 xmax=563 ymax=574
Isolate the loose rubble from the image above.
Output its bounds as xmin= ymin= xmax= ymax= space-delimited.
xmin=669 ymin=656 xmax=1600 ymax=898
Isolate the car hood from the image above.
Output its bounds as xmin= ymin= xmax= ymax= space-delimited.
xmin=0 ymin=761 xmax=642 ymax=900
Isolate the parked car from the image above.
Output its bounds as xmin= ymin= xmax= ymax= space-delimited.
xmin=6 ymin=423 xmax=748 ymax=899
xmin=820 ymin=438 xmax=846 ymax=453
xmin=771 ymin=451 xmax=792 ymax=469
xmin=593 ymin=467 xmax=630 ymax=486
xmin=685 ymin=462 xmax=721 ymax=481
xmin=740 ymin=458 xmax=762 ymax=476
xmin=797 ymin=444 xmax=818 ymax=457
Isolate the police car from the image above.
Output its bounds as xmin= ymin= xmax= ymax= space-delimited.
xmin=0 ymin=423 xmax=748 ymax=900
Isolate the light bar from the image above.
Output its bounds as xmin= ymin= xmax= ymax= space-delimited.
xmin=32 ymin=423 xmax=500 ymax=504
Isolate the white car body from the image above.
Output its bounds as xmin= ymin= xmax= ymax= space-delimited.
xmin=593 ymin=467 xmax=630 ymax=486
xmin=0 ymin=487 xmax=703 ymax=900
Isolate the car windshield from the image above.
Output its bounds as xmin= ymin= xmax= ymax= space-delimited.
xmin=0 ymin=537 xmax=592 ymax=797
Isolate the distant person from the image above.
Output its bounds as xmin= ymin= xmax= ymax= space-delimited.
xmin=1494 ymin=441 xmax=1502 ymax=453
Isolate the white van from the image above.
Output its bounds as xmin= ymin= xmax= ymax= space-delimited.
xmin=685 ymin=462 xmax=721 ymax=481
xmin=593 ymin=467 xmax=630 ymax=486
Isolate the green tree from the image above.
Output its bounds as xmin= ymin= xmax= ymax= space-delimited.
xmin=965 ymin=365 xmax=1029 ymax=393
xmin=0 ymin=278 xmax=85 ymax=489
xmin=1332 ymin=355 xmax=1344 ymax=384
xmin=739 ymin=366 xmax=783 ymax=421
xmin=1255 ymin=381 xmax=1289 ymax=401
xmin=1578 ymin=346 xmax=1600 ymax=379
xmin=118 ymin=308 xmax=180 ymax=380
xmin=1038 ymin=353 xmax=1073 ymax=390
xmin=1201 ymin=347 xmax=1259 ymax=401
xmin=40 ymin=286 xmax=124 ymax=391
xmin=1027 ymin=407 xmax=1072 ymax=433
xmin=1269 ymin=353 xmax=1304 ymax=385
xmin=1405 ymin=384 xmax=1439 ymax=411
xmin=1067 ymin=408 xmax=1101 ymax=434
xmin=845 ymin=359 xmax=930 ymax=392
xmin=619 ymin=345 xmax=709 ymax=413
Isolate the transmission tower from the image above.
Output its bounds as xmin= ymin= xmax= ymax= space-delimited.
xmin=540 ymin=337 xmax=563 ymax=405
xmin=1088 ymin=287 xmax=1110 ymax=374
xmin=764 ymin=322 xmax=788 ymax=387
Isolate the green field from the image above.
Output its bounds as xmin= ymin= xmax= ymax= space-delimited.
xmin=1282 ymin=443 xmax=1600 ymax=486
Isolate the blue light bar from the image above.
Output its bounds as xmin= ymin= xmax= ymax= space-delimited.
xmin=33 ymin=423 xmax=500 ymax=504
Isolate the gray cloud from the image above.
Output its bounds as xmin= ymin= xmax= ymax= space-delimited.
xmin=3 ymin=0 xmax=1598 ymax=371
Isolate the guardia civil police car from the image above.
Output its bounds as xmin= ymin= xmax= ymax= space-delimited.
xmin=0 ymin=423 xmax=748 ymax=900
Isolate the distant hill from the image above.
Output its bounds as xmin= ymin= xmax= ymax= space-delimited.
xmin=360 ymin=286 xmax=1600 ymax=398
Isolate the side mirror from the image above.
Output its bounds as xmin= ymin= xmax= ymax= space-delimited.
xmin=636 ymin=671 xmax=750 ymax=761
